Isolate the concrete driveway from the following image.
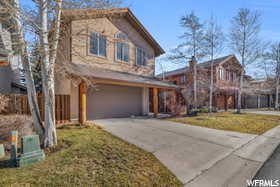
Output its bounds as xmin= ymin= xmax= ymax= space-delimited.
xmin=94 ymin=118 xmax=260 ymax=186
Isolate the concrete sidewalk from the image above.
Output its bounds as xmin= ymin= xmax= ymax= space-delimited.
xmin=242 ymin=109 xmax=280 ymax=116
xmin=253 ymin=144 xmax=280 ymax=181
xmin=94 ymin=118 xmax=280 ymax=187
xmin=187 ymin=125 xmax=280 ymax=187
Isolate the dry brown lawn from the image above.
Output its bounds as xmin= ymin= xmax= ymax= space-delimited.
xmin=169 ymin=112 xmax=280 ymax=135
xmin=0 ymin=124 xmax=182 ymax=186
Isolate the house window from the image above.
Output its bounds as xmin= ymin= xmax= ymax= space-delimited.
xmin=219 ymin=68 xmax=224 ymax=80
xmin=115 ymin=32 xmax=129 ymax=62
xmin=136 ymin=47 xmax=147 ymax=66
xmin=226 ymin=70 xmax=230 ymax=80
xmin=231 ymin=72 xmax=236 ymax=81
xmin=90 ymin=32 xmax=107 ymax=57
xmin=180 ymin=75 xmax=186 ymax=83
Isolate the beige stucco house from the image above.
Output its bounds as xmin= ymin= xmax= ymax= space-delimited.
xmin=55 ymin=8 xmax=177 ymax=122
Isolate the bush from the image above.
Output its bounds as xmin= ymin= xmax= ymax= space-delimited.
xmin=193 ymin=107 xmax=218 ymax=113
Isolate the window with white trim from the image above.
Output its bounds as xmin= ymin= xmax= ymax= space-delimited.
xmin=89 ymin=32 xmax=107 ymax=57
xmin=219 ymin=68 xmax=224 ymax=80
xmin=115 ymin=32 xmax=129 ymax=62
xmin=231 ymin=72 xmax=236 ymax=81
xmin=136 ymin=47 xmax=147 ymax=66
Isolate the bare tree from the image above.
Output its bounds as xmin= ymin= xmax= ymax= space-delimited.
xmin=204 ymin=15 xmax=224 ymax=112
xmin=2 ymin=0 xmax=45 ymax=140
xmin=263 ymin=42 xmax=280 ymax=110
xmin=2 ymin=0 xmax=123 ymax=148
xmin=168 ymin=11 xmax=205 ymax=109
xmin=35 ymin=0 xmax=123 ymax=147
xmin=229 ymin=8 xmax=262 ymax=114
xmin=63 ymin=0 xmax=122 ymax=8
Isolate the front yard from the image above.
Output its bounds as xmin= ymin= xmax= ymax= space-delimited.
xmin=169 ymin=112 xmax=280 ymax=135
xmin=0 ymin=124 xmax=182 ymax=186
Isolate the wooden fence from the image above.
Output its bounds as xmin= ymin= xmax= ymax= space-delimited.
xmin=0 ymin=94 xmax=70 ymax=124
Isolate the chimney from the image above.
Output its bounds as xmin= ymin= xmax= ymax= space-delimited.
xmin=189 ymin=56 xmax=197 ymax=71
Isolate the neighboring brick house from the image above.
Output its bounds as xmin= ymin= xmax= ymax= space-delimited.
xmin=55 ymin=8 xmax=177 ymax=122
xmin=157 ymin=55 xmax=242 ymax=110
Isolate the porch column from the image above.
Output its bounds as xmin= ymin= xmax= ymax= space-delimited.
xmin=79 ymin=81 xmax=87 ymax=125
xmin=269 ymin=94 xmax=273 ymax=108
xmin=142 ymin=87 xmax=149 ymax=115
xmin=257 ymin=95 xmax=261 ymax=108
xmin=153 ymin=88 xmax=158 ymax=117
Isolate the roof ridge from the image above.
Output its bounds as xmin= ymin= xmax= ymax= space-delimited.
xmin=157 ymin=55 xmax=236 ymax=78
xmin=199 ymin=54 xmax=234 ymax=65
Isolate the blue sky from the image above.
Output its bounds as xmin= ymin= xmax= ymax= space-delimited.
xmin=125 ymin=0 xmax=280 ymax=76
xmin=21 ymin=0 xmax=280 ymax=77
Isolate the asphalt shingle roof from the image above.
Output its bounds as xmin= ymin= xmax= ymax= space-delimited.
xmin=66 ymin=62 xmax=178 ymax=89
xmin=157 ymin=55 xmax=234 ymax=78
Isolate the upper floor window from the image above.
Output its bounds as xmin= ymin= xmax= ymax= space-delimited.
xmin=115 ymin=32 xmax=129 ymax=62
xmin=136 ymin=47 xmax=147 ymax=66
xmin=230 ymin=72 xmax=237 ymax=82
xmin=90 ymin=32 xmax=107 ymax=57
xmin=219 ymin=68 xmax=224 ymax=80
xmin=226 ymin=70 xmax=230 ymax=80
xmin=180 ymin=75 xmax=186 ymax=83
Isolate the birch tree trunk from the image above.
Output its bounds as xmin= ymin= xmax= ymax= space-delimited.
xmin=22 ymin=47 xmax=45 ymax=138
xmin=193 ymin=60 xmax=198 ymax=109
xmin=39 ymin=0 xmax=62 ymax=147
xmin=39 ymin=0 xmax=57 ymax=147
xmin=12 ymin=0 xmax=44 ymax=139
xmin=209 ymin=54 xmax=214 ymax=112
xmin=275 ymin=46 xmax=280 ymax=110
xmin=275 ymin=76 xmax=280 ymax=110
xmin=237 ymin=65 xmax=244 ymax=114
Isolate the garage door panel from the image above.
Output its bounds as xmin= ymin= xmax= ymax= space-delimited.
xmin=87 ymin=84 xmax=143 ymax=120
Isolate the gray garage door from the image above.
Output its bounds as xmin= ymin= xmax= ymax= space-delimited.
xmin=87 ymin=84 xmax=143 ymax=120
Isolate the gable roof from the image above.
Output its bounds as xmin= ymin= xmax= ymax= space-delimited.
xmin=61 ymin=8 xmax=165 ymax=57
xmin=157 ymin=55 xmax=238 ymax=78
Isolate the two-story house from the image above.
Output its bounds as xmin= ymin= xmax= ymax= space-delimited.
xmin=55 ymin=8 xmax=177 ymax=122
xmin=158 ymin=55 xmax=242 ymax=110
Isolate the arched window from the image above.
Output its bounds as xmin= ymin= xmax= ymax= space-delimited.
xmin=115 ymin=32 xmax=129 ymax=62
